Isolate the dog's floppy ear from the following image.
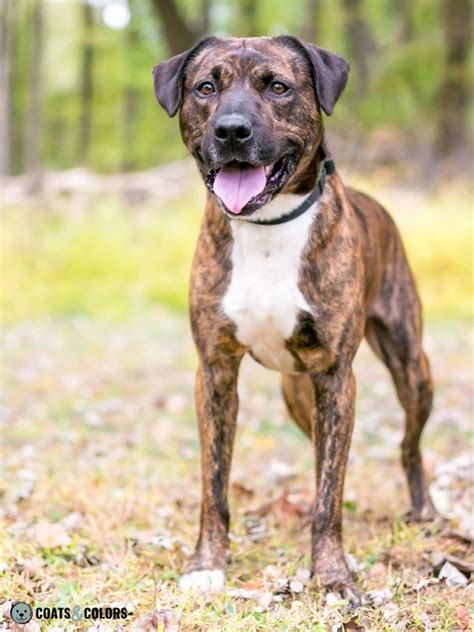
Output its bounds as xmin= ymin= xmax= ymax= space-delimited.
xmin=304 ymin=43 xmax=350 ymax=115
xmin=277 ymin=36 xmax=350 ymax=116
xmin=152 ymin=37 xmax=217 ymax=117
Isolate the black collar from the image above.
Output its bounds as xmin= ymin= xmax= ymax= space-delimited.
xmin=243 ymin=158 xmax=335 ymax=226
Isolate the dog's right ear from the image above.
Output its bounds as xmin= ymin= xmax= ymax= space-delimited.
xmin=153 ymin=37 xmax=217 ymax=117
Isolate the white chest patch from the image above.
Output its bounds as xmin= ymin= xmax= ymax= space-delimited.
xmin=222 ymin=195 xmax=318 ymax=373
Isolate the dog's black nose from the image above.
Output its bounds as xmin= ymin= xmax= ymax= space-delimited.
xmin=214 ymin=114 xmax=253 ymax=147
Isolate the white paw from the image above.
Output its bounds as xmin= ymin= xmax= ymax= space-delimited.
xmin=178 ymin=569 xmax=225 ymax=594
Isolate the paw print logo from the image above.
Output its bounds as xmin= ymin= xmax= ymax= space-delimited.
xmin=10 ymin=602 xmax=33 ymax=625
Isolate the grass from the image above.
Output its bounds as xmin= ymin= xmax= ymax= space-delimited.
xmin=1 ymin=177 xmax=472 ymax=324
xmin=1 ymin=312 xmax=472 ymax=630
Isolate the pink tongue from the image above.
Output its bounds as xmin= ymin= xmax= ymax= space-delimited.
xmin=213 ymin=164 xmax=266 ymax=214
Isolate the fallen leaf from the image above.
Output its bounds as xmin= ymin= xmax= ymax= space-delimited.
xmin=241 ymin=580 xmax=262 ymax=590
xmin=456 ymin=604 xmax=471 ymax=631
xmin=404 ymin=577 xmax=440 ymax=594
xmin=262 ymin=564 xmax=279 ymax=578
xmin=344 ymin=615 xmax=365 ymax=631
xmin=442 ymin=527 xmax=474 ymax=544
xmin=15 ymin=557 xmax=46 ymax=578
xmin=31 ymin=520 xmax=71 ymax=549
xmin=368 ymin=561 xmax=388 ymax=585
xmin=251 ymin=489 xmax=311 ymax=522
xmin=231 ymin=482 xmax=255 ymax=499
xmin=130 ymin=608 xmax=181 ymax=632
xmin=227 ymin=588 xmax=263 ymax=600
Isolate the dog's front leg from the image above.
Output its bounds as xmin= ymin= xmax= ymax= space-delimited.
xmin=311 ymin=364 xmax=365 ymax=606
xmin=179 ymin=355 xmax=241 ymax=594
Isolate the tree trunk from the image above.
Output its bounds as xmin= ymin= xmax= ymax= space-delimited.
xmin=241 ymin=0 xmax=258 ymax=37
xmin=302 ymin=0 xmax=320 ymax=43
xmin=343 ymin=0 xmax=376 ymax=98
xmin=201 ymin=0 xmax=212 ymax=34
xmin=397 ymin=0 xmax=413 ymax=44
xmin=79 ymin=1 xmax=94 ymax=165
xmin=151 ymin=0 xmax=200 ymax=55
xmin=122 ymin=13 xmax=139 ymax=172
xmin=24 ymin=0 xmax=43 ymax=183
xmin=436 ymin=0 xmax=472 ymax=161
xmin=0 ymin=0 xmax=14 ymax=176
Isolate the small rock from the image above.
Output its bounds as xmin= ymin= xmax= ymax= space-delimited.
xmin=346 ymin=553 xmax=364 ymax=574
xmin=262 ymin=564 xmax=279 ymax=578
xmin=274 ymin=577 xmax=290 ymax=593
xmin=257 ymin=592 xmax=273 ymax=609
xmin=227 ymin=588 xmax=261 ymax=600
xmin=439 ymin=561 xmax=468 ymax=587
xmin=83 ymin=411 xmax=103 ymax=428
xmin=289 ymin=580 xmax=304 ymax=594
xmin=268 ymin=459 xmax=298 ymax=482
xmin=381 ymin=603 xmax=399 ymax=620
xmin=62 ymin=511 xmax=82 ymax=530
xmin=295 ymin=567 xmax=311 ymax=582
xmin=326 ymin=591 xmax=342 ymax=607
xmin=367 ymin=588 xmax=393 ymax=606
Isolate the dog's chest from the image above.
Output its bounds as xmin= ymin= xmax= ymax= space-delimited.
xmin=222 ymin=201 xmax=317 ymax=373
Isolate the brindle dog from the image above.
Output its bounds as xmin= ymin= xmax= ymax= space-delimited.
xmin=153 ymin=36 xmax=439 ymax=605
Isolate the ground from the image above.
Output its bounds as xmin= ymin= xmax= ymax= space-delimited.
xmin=1 ymin=309 xmax=472 ymax=631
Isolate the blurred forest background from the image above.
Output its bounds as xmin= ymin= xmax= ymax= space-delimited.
xmin=0 ymin=0 xmax=472 ymax=176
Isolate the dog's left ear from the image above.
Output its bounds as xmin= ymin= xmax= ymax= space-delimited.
xmin=153 ymin=37 xmax=217 ymax=117
xmin=303 ymin=43 xmax=350 ymax=115
xmin=277 ymin=36 xmax=350 ymax=116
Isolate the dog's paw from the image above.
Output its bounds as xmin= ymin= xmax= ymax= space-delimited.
xmin=178 ymin=569 xmax=225 ymax=594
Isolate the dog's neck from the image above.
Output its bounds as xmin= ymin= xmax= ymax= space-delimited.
xmin=230 ymin=192 xmax=309 ymax=223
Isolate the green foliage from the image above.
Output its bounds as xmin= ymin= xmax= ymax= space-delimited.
xmin=0 ymin=189 xmax=204 ymax=322
xmin=1 ymin=184 xmax=471 ymax=324
xmin=9 ymin=0 xmax=473 ymax=174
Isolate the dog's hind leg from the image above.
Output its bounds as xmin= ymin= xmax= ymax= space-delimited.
xmin=365 ymin=310 xmax=439 ymax=522
xmin=281 ymin=373 xmax=313 ymax=439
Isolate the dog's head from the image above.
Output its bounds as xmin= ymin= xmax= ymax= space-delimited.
xmin=153 ymin=37 xmax=349 ymax=217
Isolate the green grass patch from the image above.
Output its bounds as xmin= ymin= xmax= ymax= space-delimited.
xmin=1 ymin=183 xmax=471 ymax=324
xmin=1 ymin=189 xmax=204 ymax=323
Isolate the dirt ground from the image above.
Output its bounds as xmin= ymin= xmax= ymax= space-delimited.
xmin=1 ymin=310 xmax=472 ymax=630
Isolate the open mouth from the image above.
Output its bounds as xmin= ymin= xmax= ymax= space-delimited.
xmin=205 ymin=154 xmax=296 ymax=216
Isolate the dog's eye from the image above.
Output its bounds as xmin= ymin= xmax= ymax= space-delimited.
xmin=270 ymin=81 xmax=290 ymax=95
xmin=196 ymin=81 xmax=215 ymax=96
